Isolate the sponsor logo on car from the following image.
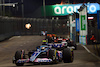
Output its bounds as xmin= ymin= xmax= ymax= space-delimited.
xmin=37 ymin=59 xmax=52 ymax=62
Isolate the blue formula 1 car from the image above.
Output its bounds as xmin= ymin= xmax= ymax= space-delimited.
xmin=13 ymin=44 xmax=74 ymax=66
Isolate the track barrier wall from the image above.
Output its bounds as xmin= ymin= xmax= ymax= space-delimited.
xmin=0 ymin=16 xmax=68 ymax=41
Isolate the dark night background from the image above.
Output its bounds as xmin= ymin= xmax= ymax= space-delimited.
xmin=2 ymin=0 xmax=100 ymax=18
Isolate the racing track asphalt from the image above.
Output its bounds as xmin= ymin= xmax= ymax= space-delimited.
xmin=0 ymin=35 xmax=100 ymax=67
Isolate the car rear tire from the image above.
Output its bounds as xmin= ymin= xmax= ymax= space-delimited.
xmin=63 ymin=48 xmax=74 ymax=63
xmin=16 ymin=63 xmax=24 ymax=66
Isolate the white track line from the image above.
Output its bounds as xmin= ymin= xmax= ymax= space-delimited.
xmin=77 ymin=43 xmax=100 ymax=60
xmin=81 ymin=45 xmax=91 ymax=53
xmin=9 ymin=36 xmax=21 ymax=40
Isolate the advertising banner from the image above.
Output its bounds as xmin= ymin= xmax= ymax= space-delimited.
xmin=79 ymin=6 xmax=87 ymax=36
xmin=69 ymin=15 xmax=73 ymax=40
xmin=81 ymin=15 xmax=86 ymax=30
xmin=76 ymin=18 xmax=80 ymax=31
xmin=97 ymin=10 xmax=100 ymax=29
xmin=79 ymin=35 xmax=87 ymax=45
xmin=79 ymin=4 xmax=87 ymax=45
xmin=79 ymin=35 xmax=82 ymax=44
xmin=42 ymin=3 xmax=100 ymax=16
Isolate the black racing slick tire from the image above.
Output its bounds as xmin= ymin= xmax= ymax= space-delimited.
xmin=63 ymin=48 xmax=74 ymax=63
xmin=16 ymin=63 xmax=24 ymax=66
xmin=15 ymin=50 xmax=25 ymax=66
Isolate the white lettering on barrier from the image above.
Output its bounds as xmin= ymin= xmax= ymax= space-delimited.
xmin=67 ymin=6 xmax=73 ymax=14
xmin=62 ymin=6 xmax=67 ymax=14
xmin=54 ymin=7 xmax=61 ymax=14
xmin=54 ymin=4 xmax=97 ymax=15
xmin=74 ymin=6 xmax=80 ymax=13
xmin=89 ymin=5 xmax=96 ymax=13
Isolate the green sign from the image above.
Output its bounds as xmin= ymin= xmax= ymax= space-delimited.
xmin=81 ymin=15 xmax=86 ymax=30
xmin=41 ymin=3 xmax=100 ymax=16
xmin=41 ymin=4 xmax=81 ymax=16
